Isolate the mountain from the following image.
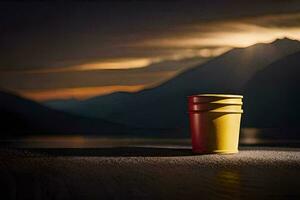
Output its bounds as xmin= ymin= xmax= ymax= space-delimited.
xmin=0 ymin=90 xmax=132 ymax=137
xmin=44 ymin=98 xmax=81 ymax=111
xmin=43 ymin=38 xmax=300 ymax=133
xmin=243 ymin=51 xmax=300 ymax=128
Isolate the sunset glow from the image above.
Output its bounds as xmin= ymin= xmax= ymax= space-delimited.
xmin=20 ymin=85 xmax=146 ymax=101
xmin=144 ymin=23 xmax=300 ymax=48
xmin=27 ymin=58 xmax=155 ymax=73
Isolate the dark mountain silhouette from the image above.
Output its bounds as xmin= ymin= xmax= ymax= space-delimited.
xmin=43 ymin=38 xmax=300 ymax=134
xmin=243 ymin=51 xmax=300 ymax=128
xmin=0 ymin=90 xmax=133 ymax=137
xmin=45 ymin=98 xmax=81 ymax=110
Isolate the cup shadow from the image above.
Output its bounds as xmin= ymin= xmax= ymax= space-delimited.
xmin=22 ymin=147 xmax=195 ymax=157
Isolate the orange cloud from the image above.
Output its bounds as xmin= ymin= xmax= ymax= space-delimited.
xmin=26 ymin=58 xmax=155 ymax=74
xmin=19 ymin=85 xmax=146 ymax=101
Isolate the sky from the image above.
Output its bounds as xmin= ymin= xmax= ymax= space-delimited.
xmin=1 ymin=0 xmax=300 ymax=101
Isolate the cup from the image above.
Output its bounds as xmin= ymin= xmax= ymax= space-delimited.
xmin=188 ymin=94 xmax=243 ymax=154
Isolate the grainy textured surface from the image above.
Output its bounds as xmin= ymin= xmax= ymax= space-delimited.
xmin=0 ymin=147 xmax=300 ymax=200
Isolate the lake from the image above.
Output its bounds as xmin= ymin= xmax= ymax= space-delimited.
xmin=1 ymin=128 xmax=300 ymax=148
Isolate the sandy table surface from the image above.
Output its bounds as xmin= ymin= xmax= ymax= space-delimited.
xmin=0 ymin=147 xmax=300 ymax=200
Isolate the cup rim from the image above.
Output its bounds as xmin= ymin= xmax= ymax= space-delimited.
xmin=188 ymin=94 xmax=243 ymax=98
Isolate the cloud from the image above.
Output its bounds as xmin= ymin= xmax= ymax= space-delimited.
xmin=0 ymin=56 xmax=207 ymax=92
xmin=243 ymin=13 xmax=300 ymax=28
xmin=19 ymin=85 xmax=146 ymax=101
xmin=26 ymin=58 xmax=155 ymax=73
xmin=139 ymin=13 xmax=300 ymax=48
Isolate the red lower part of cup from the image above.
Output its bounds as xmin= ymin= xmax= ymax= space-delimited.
xmin=189 ymin=112 xmax=207 ymax=153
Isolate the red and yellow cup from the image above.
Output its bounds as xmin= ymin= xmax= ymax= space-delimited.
xmin=188 ymin=94 xmax=243 ymax=154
